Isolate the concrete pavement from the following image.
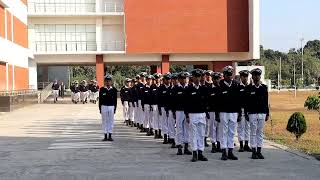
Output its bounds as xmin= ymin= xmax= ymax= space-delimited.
xmin=0 ymin=100 xmax=319 ymax=180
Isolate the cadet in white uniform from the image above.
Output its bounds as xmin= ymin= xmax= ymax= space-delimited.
xmin=237 ymin=70 xmax=252 ymax=152
xmin=217 ymin=66 xmax=239 ymax=161
xmin=52 ymin=80 xmax=59 ymax=103
xmin=99 ymin=75 xmax=118 ymax=141
xmin=246 ymin=68 xmax=269 ymax=159
xmin=185 ymin=69 xmax=208 ymax=162
xmin=120 ymin=78 xmax=131 ymax=126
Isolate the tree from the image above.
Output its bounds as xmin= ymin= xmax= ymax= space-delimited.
xmin=304 ymin=95 xmax=320 ymax=121
xmin=286 ymin=112 xmax=307 ymax=140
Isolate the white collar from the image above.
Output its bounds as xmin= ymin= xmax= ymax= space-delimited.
xmin=224 ymin=80 xmax=233 ymax=87
xmin=252 ymin=81 xmax=262 ymax=88
xmin=125 ymin=85 xmax=129 ymax=88
xmin=165 ymin=84 xmax=170 ymax=88
xmin=193 ymin=83 xmax=200 ymax=89
xmin=105 ymin=86 xmax=113 ymax=90
xmin=145 ymin=84 xmax=151 ymax=88
xmin=240 ymin=81 xmax=248 ymax=86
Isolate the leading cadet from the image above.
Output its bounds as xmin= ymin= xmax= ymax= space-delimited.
xmin=90 ymin=80 xmax=99 ymax=104
xmin=137 ymin=73 xmax=147 ymax=132
xmin=52 ymin=79 xmax=60 ymax=103
xmin=218 ymin=66 xmax=240 ymax=161
xmin=184 ymin=69 xmax=209 ymax=162
xmin=141 ymin=75 xmax=154 ymax=136
xmin=246 ymin=68 xmax=269 ymax=159
xmin=237 ymin=70 xmax=252 ymax=152
xmin=99 ymin=75 xmax=118 ymax=141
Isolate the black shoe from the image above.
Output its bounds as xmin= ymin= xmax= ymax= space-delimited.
xmin=125 ymin=120 xmax=129 ymax=126
xmin=177 ymin=146 xmax=183 ymax=155
xmin=216 ymin=141 xmax=222 ymax=153
xmin=191 ymin=151 xmax=198 ymax=162
xmin=168 ymin=138 xmax=173 ymax=144
xmin=102 ymin=134 xmax=108 ymax=141
xmin=211 ymin=143 xmax=217 ymax=153
xmin=158 ymin=130 xmax=163 ymax=139
xmin=198 ymin=150 xmax=208 ymax=161
xmin=108 ymin=133 xmax=114 ymax=141
xmin=228 ymin=148 xmax=238 ymax=160
xmin=257 ymin=147 xmax=265 ymax=159
xmin=239 ymin=141 xmax=244 ymax=152
xmin=154 ymin=130 xmax=158 ymax=139
xmin=171 ymin=140 xmax=177 ymax=148
xmin=244 ymin=141 xmax=252 ymax=152
xmin=134 ymin=123 xmax=137 ymax=127
xmin=163 ymin=134 xmax=168 ymax=144
xmin=251 ymin=148 xmax=258 ymax=159
xmin=150 ymin=128 xmax=154 ymax=136
xmin=184 ymin=143 xmax=192 ymax=155
xmin=136 ymin=123 xmax=140 ymax=129
xmin=204 ymin=137 xmax=209 ymax=147
xmin=221 ymin=149 xmax=228 ymax=161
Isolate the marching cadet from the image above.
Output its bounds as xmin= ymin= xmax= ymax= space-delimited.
xmin=141 ymin=75 xmax=154 ymax=136
xmin=204 ymin=70 xmax=213 ymax=147
xmin=184 ymin=69 xmax=209 ymax=162
xmin=173 ymin=72 xmax=192 ymax=155
xmin=133 ymin=75 xmax=141 ymax=129
xmin=120 ymin=78 xmax=132 ymax=126
xmin=88 ymin=80 xmax=94 ymax=102
xmin=80 ymin=80 xmax=89 ymax=104
xmin=73 ymin=81 xmax=80 ymax=104
xmin=157 ymin=73 xmax=172 ymax=144
xmin=129 ymin=79 xmax=137 ymax=127
xmin=52 ymin=79 xmax=60 ymax=103
xmin=246 ymin=68 xmax=269 ymax=159
xmin=137 ymin=73 xmax=147 ymax=132
xmin=217 ymin=66 xmax=240 ymax=161
xmin=207 ymin=72 xmax=222 ymax=153
xmin=70 ymin=81 xmax=75 ymax=103
xmin=99 ymin=75 xmax=118 ymax=141
xmin=151 ymin=73 xmax=162 ymax=139
xmin=167 ymin=73 xmax=179 ymax=148
xmin=90 ymin=80 xmax=99 ymax=104
xmin=237 ymin=70 xmax=252 ymax=152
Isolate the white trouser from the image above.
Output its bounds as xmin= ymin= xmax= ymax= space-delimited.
xmin=161 ymin=107 xmax=168 ymax=134
xmin=220 ymin=112 xmax=238 ymax=149
xmin=134 ymin=102 xmax=140 ymax=123
xmin=53 ymin=90 xmax=59 ymax=101
xmin=175 ymin=111 xmax=189 ymax=145
xmin=139 ymin=100 xmax=145 ymax=125
xmin=73 ymin=92 xmax=80 ymax=102
xmin=205 ymin=118 xmax=210 ymax=137
xmin=80 ymin=91 xmax=89 ymax=102
xmin=151 ymin=105 xmax=160 ymax=130
xmin=90 ymin=92 xmax=99 ymax=101
xmin=143 ymin=104 xmax=151 ymax=128
xmin=238 ymin=113 xmax=250 ymax=142
xmin=88 ymin=90 xmax=92 ymax=100
xmin=249 ymin=114 xmax=266 ymax=148
xmin=168 ymin=110 xmax=176 ymax=139
xmin=208 ymin=112 xmax=219 ymax=143
xmin=122 ymin=101 xmax=129 ymax=120
xmin=189 ymin=113 xmax=206 ymax=151
xmin=101 ymin=105 xmax=115 ymax=134
xmin=129 ymin=102 xmax=135 ymax=122
xmin=71 ymin=92 xmax=74 ymax=101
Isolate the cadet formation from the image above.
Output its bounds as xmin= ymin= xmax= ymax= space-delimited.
xmin=98 ymin=66 xmax=269 ymax=162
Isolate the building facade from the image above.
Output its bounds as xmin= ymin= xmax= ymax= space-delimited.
xmin=0 ymin=0 xmax=31 ymax=91
xmin=28 ymin=0 xmax=260 ymax=87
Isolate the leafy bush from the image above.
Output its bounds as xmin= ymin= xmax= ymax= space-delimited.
xmin=304 ymin=95 xmax=320 ymax=112
xmin=286 ymin=112 xmax=307 ymax=140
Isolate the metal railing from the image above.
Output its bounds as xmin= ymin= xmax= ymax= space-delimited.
xmin=28 ymin=2 xmax=96 ymax=13
xmin=0 ymin=89 xmax=38 ymax=97
xmin=102 ymin=2 xmax=123 ymax=12
xmin=34 ymin=41 xmax=97 ymax=52
xmin=38 ymin=82 xmax=53 ymax=103
xmin=38 ymin=82 xmax=51 ymax=90
xmin=101 ymin=40 xmax=125 ymax=51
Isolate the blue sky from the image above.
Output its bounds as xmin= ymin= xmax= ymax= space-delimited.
xmin=261 ymin=0 xmax=320 ymax=52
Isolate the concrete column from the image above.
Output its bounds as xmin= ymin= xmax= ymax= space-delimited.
xmin=28 ymin=58 xmax=38 ymax=90
xmin=96 ymin=55 xmax=104 ymax=87
xmin=96 ymin=17 xmax=103 ymax=52
xmin=161 ymin=55 xmax=170 ymax=74
xmin=95 ymin=0 xmax=101 ymax=12
xmin=5 ymin=63 xmax=8 ymax=91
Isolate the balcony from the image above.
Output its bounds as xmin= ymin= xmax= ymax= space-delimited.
xmin=101 ymin=40 xmax=125 ymax=52
xmin=101 ymin=2 xmax=123 ymax=13
xmin=34 ymin=41 xmax=97 ymax=53
xmin=28 ymin=2 xmax=96 ymax=14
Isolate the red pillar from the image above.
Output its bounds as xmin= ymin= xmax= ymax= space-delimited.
xmin=212 ymin=61 xmax=233 ymax=72
xmin=161 ymin=55 xmax=170 ymax=74
xmin=156 ymin=66 xmax=161 ymax=73
xmin=96 ymin=55 xmax=104 ymax=87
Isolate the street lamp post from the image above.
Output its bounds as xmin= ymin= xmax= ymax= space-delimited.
xmin=300 ymin=38 xmax=304 ymax=87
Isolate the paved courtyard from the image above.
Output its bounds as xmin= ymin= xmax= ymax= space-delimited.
xmin=0 ymin=100 xmax=319 ymax=180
